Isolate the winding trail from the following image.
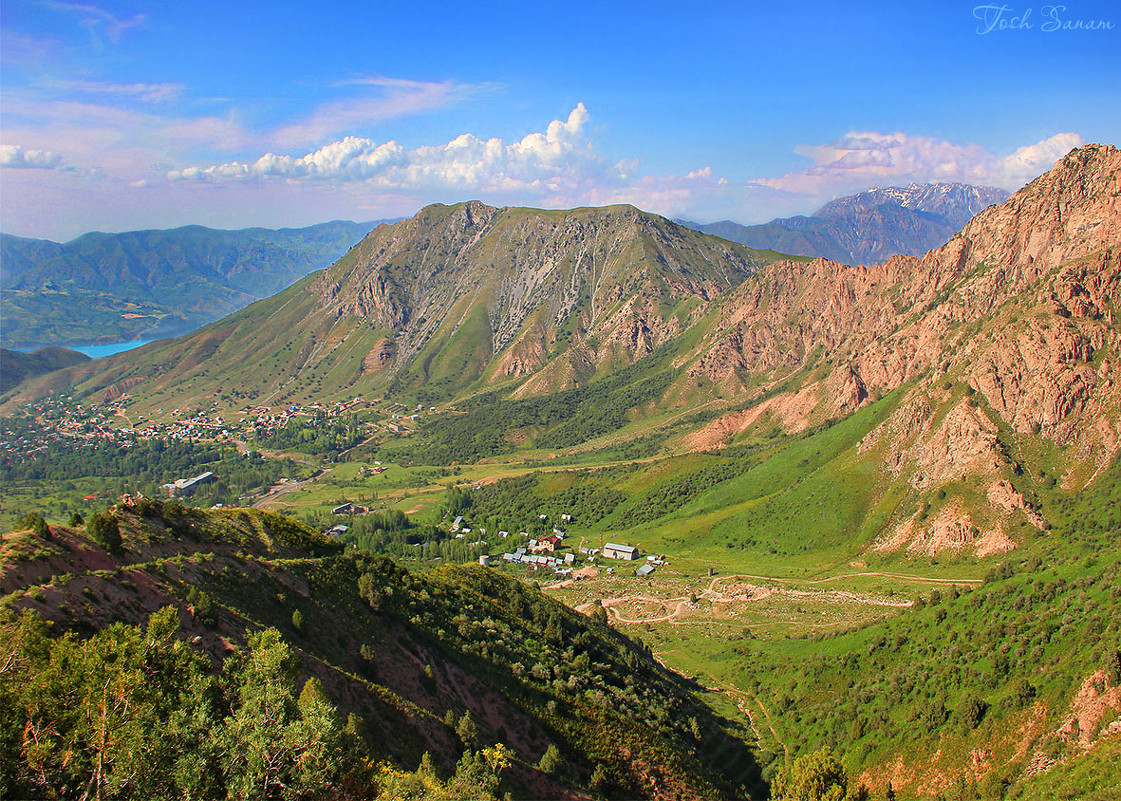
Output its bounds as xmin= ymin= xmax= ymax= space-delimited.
xmin=574 ymin=570 xmax=928 ymax=626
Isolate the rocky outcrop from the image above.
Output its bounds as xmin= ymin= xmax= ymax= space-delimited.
xmin=312 ymin=201 xmax=765 ymax=392
xmin=678 ymin=146 xmax=1121 ymax=550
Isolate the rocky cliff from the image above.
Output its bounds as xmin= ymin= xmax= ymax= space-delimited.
xmin=684 ymin=144 xmax=1120 ymax=555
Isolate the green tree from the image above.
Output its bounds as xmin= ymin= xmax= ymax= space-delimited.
xmin=538 ymin=743 xmax=562 ymax=774
xmin=374 ymin=744 xmax=511 ymax=801
xmin=219 ymin=628 xmax=346 ymax=799
xmin=772 ymin=747 xmax=867 ymax=801
xmin=590 ymin=601 xmax=609 ymax=626
xmin=1010 ymin=678 xmax=1036 ymax=708
xmin=955 ymin=693 xmax=987 ymax=730
xmin=3 ymin=606 xmax=214 ymax=800
xmin=32 ymin=515 xmax=50 ymax=539
xmin=187 ymin=586 xmax=217 ymax=627
xmin=87 ymin=512 xmax=122 ymax=554
xmin=456 ymin=710 xmax=479 ymax=749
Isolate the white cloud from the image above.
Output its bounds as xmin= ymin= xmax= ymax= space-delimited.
xmin=996 ymin=132 xmax=1084 ymax=186
xmin=163 ymin=111 xmax=1087 ymax=233
xmin=169 ymin=104 xmax=607 ymax=195
xmin=757 ymin=130 xmax=1085 ymax=198
xmin=0 ymin=144 xmax=65 ymax=169
xmin=40 ymin=1 xmax=146 ymax=45
xmin=271 ymin=77 xmax=483 ymax=149
xmin=1 ymin=76 xmax=1090 ymax=241
xmin=52 ymin=79 xmax=184 ymax=103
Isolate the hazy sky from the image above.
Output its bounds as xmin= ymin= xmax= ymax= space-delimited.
xmin=1 ymin=0 xmax=1118 ymax=240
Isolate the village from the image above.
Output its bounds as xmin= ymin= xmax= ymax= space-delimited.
xmin=452 ymin=510 xmax=668 ymax=580
xmin=5 ymin=395 xmax=670 ymax=583
xmin=2 ymin=392 xmax=445 ymax=461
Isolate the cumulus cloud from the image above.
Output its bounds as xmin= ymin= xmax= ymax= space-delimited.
xmin=0 ymin=144 xmax=65 ymax=169
xmin=758 ymin=130 xmax=1084 ymax=198
xmin=997 ymin=133 xmax=1085 ymax=186
xmin=169 ymin=103 xmax=607 ymax=196
xmin=164 ymin=108 xmax=1086 ymax=229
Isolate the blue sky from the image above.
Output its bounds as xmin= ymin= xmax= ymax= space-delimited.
xmin=1 ymin=0 xmax=1118 ymax=240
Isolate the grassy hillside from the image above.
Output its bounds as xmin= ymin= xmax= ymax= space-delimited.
xmin=0 ymin=501 xmax=762 ymax=800
xmin=0 ymin=345 xmax=90 ymax=392
xmin=536 ymin=457 xmax=1121 ymax=800
xmin=0 ymin=202 xmax=784 ymax=415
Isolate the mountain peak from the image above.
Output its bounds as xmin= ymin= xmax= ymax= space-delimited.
xmin=938 ymin=143 xmax=1121 ymax=277
xmin=814 ymin=182 xmax=1010 ymax=230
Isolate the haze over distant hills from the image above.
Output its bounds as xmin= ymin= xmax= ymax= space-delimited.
xmin=0 ymin=220 xmax=389 ymax=349
xmin=679 ymin=182 xmax=1009 ymax=266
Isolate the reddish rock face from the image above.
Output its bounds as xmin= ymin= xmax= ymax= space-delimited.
xmin=691 ymin=145 xmax=1120 ymax=436
xmin=682 ymin=146 xmax=1120 ymax=554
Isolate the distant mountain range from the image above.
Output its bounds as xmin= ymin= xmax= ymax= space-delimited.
xmin=0 ymin=220 xmax=390 ymax=349
xmin=0 ymin=184 xmax=1005 ymax=350
xmin=679 ymin=182 xmax=1009 ymax=265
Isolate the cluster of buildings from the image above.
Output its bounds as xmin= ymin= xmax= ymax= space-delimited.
xmin=241 ymin=396 xmax=368 ymax=438
xmin=5 ymin=397 xmax=137 ymax=454
xmin=491 ymin=514 xmax=652 ymax=577
xmin=501 ymin=547 xmax=578 ymax=571
xmin=8 ymin=391 xmax=438 ymax=465
xmin=133 ymin=409 xmax=231 ymax=442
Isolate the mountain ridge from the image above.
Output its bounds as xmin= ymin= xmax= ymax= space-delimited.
xmin=681 ymin=181 xmax=1009 ymax=266
xmin=0 ymin=500 xmax=760 ymax=800
xmin=0 ymin=220 xmax=389 ymax=349
xmin=0 ymin=345 xmax=91 ymax=392
xmin=7 ymin=203 xmax=785 ymax=411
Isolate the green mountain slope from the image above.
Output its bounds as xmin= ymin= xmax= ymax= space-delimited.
xmin=0 ymin=345 xmax=90 ymax=392
xmin=717 ymin=456 xmax=1121 ymax=799
xmin=0 ymin=233 xmax=63 ymax=285
xmin=0 ymin=203 xmax=782 ymax=412
xmin=0 ymin=220 xmax=382 ymax=348
xmin=0 ymin=501 xmax=761 ymax=800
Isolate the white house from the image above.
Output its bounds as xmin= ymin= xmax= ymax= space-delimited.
xmin=603 ymin=542 xmax=639 ymax=560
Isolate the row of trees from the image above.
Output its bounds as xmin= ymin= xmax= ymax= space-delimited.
xmin=253 ymin=412 xmax=363 ymax=455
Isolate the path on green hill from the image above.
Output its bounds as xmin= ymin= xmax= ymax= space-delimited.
xmin=718 ymin=684 xmax=788 ymax=760
xmin=575 ymin=571 xmax=916 ymax=626
xmin=253 ymin=467 xmax=333 ymax=508
xmin=793 ymin=571 xmax=982 ymax=586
